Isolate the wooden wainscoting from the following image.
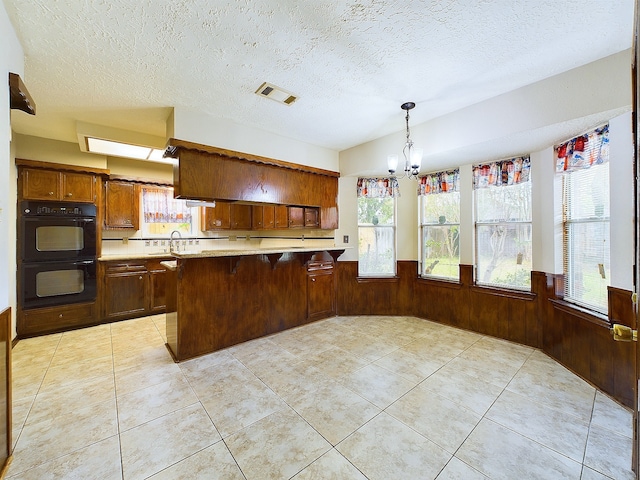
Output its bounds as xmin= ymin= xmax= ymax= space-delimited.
xmin=335 ymin=261 xmax=635 ymax=407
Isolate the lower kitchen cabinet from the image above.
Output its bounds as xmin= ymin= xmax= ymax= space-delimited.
xmin=307 ymin=260 xmax=336 ymax=321
xmin=101 ymin=258 xmax=173 ymax=321
xmin=18 ymin=301 xmax=98 ymax=336
xmin=148 ymin=260 xmax=170 ymax=313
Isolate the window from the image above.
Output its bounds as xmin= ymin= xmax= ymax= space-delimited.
xmin=557 ymin=125 xmax=610 ymax=313
xmin=474 ymin=157 xmax=532 ymax=290
xmin=357 ymin=178 xmax=398 ymax=277
xmin=141 ymin=187 xmax=195 ymax=237
xmin=419 ymin=170 xmax=460 ymax=280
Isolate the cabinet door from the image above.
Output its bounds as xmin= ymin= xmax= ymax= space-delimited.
xmin=201 ymin=202 xmax=231 ymax=230
xmin=307 ymin=271 xmax=335 ymax=321
xmin=62 ymin=172 xmax=95 ymax=203
xmin=148 ymin=267 xmax=167 ymax=313
xmin=105 ymin=181 xmax=139 ymax=229
xmin=231 ymin=204 xmax=252 ymax=229
xmin=21 ymin=168 xmax=60 ymax=200
xmin=274 ymin=205 xmax=288 ymax=229
xmin=288 ymin=207 xmax=304 ymax=228
xmin=251 ymin=205 xmax=264 ymax=229
xmin=104 ymin=270 xmax=147 ymax=319
xmin=304 ymin=207 xmax=319 ymax=228
xmin=263 ymin=205 xmax=275 ymax=229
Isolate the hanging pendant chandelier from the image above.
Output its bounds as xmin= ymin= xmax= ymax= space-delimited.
xmin=387 ymin=102 xmax=423 ymax=179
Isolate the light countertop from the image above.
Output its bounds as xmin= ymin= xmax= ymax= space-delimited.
xmin=99 ymin=246 xmax=347 ymax=262
xmin=172 ymin=246 xmax=346 ymax=259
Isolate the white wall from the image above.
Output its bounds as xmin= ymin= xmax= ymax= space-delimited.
xmin=338 ymin=52 xmax=634 ymax=294
xmin=1 ymin=1 xmax=25 ymax=338
xmin=170 ymin=108 xmax=339 ymax=172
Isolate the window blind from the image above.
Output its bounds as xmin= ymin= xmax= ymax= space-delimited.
xmin=563 ymin=163 xmax=610 ymax=312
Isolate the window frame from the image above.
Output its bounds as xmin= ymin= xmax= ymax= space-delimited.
xmin=419 ymin=192 xmax=460 ymax=281
xmin=357 ymin=196 xmax=397 ymax=278
xmin=473 ymin=181 xmax=533 ymax=291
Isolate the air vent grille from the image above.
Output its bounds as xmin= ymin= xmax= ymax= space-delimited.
xmin=255 ymin=82 xmax=298 ymax=106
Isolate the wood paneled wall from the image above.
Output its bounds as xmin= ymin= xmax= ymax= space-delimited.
xmin=335 ymin=261 xmax=635 ymax=407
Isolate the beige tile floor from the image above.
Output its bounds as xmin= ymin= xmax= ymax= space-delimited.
xmin=6 ymin=314 xmax=635 ymax=480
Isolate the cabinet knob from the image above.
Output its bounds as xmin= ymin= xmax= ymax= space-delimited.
xmin=139 ymin=276 xmax=143 ymax=280
xmin=49 ymin=191 xmax=54 ymax=196
xmin=59 ymin=314 xmax=63 ymax=318
xmin=311 ymin=278 xmax=316 ymax=282
xmin=67 ymin=193 xmax=73 ymax=197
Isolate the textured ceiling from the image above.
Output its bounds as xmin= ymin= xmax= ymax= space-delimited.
xmin=4 ymin=0 xmax=635 ymax=153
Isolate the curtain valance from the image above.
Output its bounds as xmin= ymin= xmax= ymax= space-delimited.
xmin=418 ymin=169 xmax=460 ymax=195
xmin=356 ymin=177 xmax=400 ymax=198
xmin=555 ymin=124 xmax=609 ymax=173
xmin=142 ymin=187 xmax=192 ymax=224
xmin=473 ymin=156 xmax=530 ymax=189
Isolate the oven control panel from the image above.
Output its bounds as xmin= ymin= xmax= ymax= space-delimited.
xmin=21 ymin=201 xmax=96 ymax=217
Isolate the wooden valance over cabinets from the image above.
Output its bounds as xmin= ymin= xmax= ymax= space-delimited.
xmin=9 ymin=73 xmax=36 ymax=115
xmin=167 ymin=139 xmax=339 ymax=229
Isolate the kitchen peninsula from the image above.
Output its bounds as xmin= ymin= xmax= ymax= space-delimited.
xmin=165 ymin=246 xmax=345 ymax=361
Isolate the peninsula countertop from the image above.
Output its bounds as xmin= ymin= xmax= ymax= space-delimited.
xmin=99 ymin=246 xmax=347 ymax=262
xmin=171 ymin=245 xmax=346 ymax=259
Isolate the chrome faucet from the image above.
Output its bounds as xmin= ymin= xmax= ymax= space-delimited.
xmin=170 ymin=230 xmax=182 ymax=253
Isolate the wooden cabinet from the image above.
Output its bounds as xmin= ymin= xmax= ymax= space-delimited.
xmin=103 ymin=262 xmax=147 ymax=320
xmin=304 ymin=207 xmax=319 ymax=228
xmin=251 ymin=205 xmax=264 ymax=229
xmin=202 ymin=203 xmax=252 ymax=230
xmin=307 ymin=260 xmax=336 ymax=321
xmin=105 ymin=180 xmax=139 ymax=229
xmin=288 ymin=207 xmax=304 ymax=228
xmin=252 ymin=205 xmax=276 ymax=230
xmin=18 ymin=302 xmax=97 ymax=336
xmin=204 ymin=202 xmax=321 ymax=231
xmin=21 ymin=168 xmax=96 ymax=203
xmin=202 ymin=202 xmax=231 ymax=230
xmin=274 ymin=205 xmax=288 ymax=229
xmin=101 ymin=259 xmax=173 ymax=320
xmin=62 ymin=172 xmax=96 ymax=202
xmin=263 ymin=205 xmax=275 ymax=229
xmin=230 ymin=204 xmax=252 ymax=229
xmin=148 ymin=259 xmax=169 ymax=313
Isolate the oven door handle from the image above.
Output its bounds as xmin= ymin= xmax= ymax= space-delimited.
xmin=74 ymin=259 xmax=96 ymax=266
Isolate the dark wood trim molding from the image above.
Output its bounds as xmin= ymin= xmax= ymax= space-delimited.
xmin=15 ymin=158 xmax=110 ymax=176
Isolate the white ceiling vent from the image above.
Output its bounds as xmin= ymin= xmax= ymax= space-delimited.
xmin=255 ymin=82 xmax=298 ymax=105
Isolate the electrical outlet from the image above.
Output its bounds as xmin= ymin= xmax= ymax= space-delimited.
xmin=145 ymin=240 xmax=151 ymax=247
xmin=122 ymin=237 xmax=129 ymax=245
xmin=343 ymin=235 xmax=349 ymax=243
xmin=229 ymin=235 xmax=237 ymax=242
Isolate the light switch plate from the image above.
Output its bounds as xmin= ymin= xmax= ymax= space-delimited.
xmin=343 ymin=235 xmax=349 ymax=243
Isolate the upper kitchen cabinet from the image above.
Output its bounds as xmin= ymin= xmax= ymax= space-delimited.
xmin=17 ymin=159 xmax=107 ymax=204
xmin=274 ymin=205 xmax=288 ymax=229
xmin=201 ymin=202 xmax=252 ymax=230
xmin=169 ymin=139 xmax=339 ymax=230
xmin=104 ymin=180 xmax=139 ymax=230
xmin=201 ymin=202 xmax=230 ymax=230
xmin=20 ymin=168 xmax=96 ymax=203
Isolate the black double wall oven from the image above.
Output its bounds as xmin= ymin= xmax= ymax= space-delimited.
xmin=20 ymin=201 xmax=97 ymax=310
